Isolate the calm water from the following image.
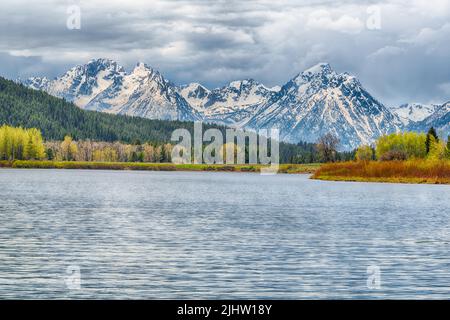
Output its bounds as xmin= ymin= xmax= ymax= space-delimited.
xmin=0 ymin=169 xmax=449 ymax=299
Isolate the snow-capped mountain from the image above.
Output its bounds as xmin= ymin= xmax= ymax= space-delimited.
xmin=25 ymin=58 xmax=126 ymax=107
xmin=390 ymin=103 xmax=440 ymax=125
xmin=179 ymin=79 xmax=275 ymax=126
xmin=241 ymin=63 xmax=401 ymax=149
xmin=85 ymin=62 xmax=199 ymax=121
xmin=179 ymin=65 xmax=404 ymax=150
xmin=24 ymin=59 xmax=199 ymax=121
xmin=25 ymin=59 xmax=449 ymax=150
xmin=408 ymin=101 xmax=450 ymax=137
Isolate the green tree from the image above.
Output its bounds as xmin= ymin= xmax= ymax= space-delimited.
xmin=428 ymin=135 xmax=446 ymax=160
xmin=446 ymin=136 xmax=450 ymax=159
xmin=425 ymin=127 xmax=439 ymax=154
xmin=376 ymin=132 xmax=427 ymax=160
xmin=46 ymin=148 xmax=54 ymax=160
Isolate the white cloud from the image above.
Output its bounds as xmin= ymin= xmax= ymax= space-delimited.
xmin=0 ymin=0 xmax=449 ymax=106
xmin=306 ymin=9 xmax=364 ymax=34
xmin=402 ymin=23 xmax=450 ymax=46
xmin=368 ymin=46 xmax=406 ymax=59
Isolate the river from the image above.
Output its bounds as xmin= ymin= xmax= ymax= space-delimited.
xmin=0 ymin=169 xmax=449 ymax=299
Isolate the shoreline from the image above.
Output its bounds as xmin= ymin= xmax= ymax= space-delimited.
xmin=312 ymin=175 xmax=449 ymax=185
xmin=311 ymin=161 xmax=450 ymax=185
xmin=0 ymin=160 xmax=320 ymax=174
xmin=2 ymin=160 xmax=449 ymax=184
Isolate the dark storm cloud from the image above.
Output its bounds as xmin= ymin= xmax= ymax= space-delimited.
xmin=0 ymin=0 xmax=449 ymax=106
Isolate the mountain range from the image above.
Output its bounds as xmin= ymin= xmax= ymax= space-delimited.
xmin=23 ymin=58 xmax=449 ymax=150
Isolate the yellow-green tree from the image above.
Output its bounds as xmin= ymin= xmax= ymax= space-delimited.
xmin=60 ymin=136 xmax=78 ymax=161
xmin=427 ymin=135 xmax=447 ymax=160
xmin=102 ymin=147 xmax=118 ymax=162
xmin=0 ymin=125 xmax=45 ymax=160
xmin=24 ymin=128 xmax=46 ymax=160
xmin=93 ymin=147 xmax=118 ymax=162
xmin=376 ymin=132 xmax=427 ymax=160
xmin=355 ymin=145 xmax=373 ymax=162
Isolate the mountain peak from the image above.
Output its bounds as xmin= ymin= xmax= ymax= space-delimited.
xmin=182 ymin=82 xmax=209 ymax=91
xmin=228 ymin=79 xmax=259 ymax=90
xmin=391 ymin=103 xmax=440 ymax=125
xmin=302 ymin=63 xmax=333 ymax=76
xmin=133 ymin=62 xmax=153 ymax=72
xmin=290 ymin=63 xmax=336 ymax=86
xmin=84 ymin=58 xmax=125 ymax=72
xmin=131 ymin=62 xmax=161 ymax=80
xmin=87 ymin=58 xmax=117 ymax=65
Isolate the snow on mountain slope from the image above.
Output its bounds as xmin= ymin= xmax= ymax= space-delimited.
xmin=85 ymin=62 xmax=199 ymax=121
xmin=242 ymin=63 xmax=402 ymax=150
xmin=408 ymin=101 xmax=450 ymax=137
xmin=25 ymin=58 xmax=126 ymax=107
xmin=24 ymin=77 xmax=52 ymax=91
xmin=179 ymin=83 xmax=211 ymax=111
xmin=391 ymin=103 xmax=439 ymax=125
xmin=24 ymin=59 xmax=198 ymax=121
xmin=25 ymin=59 xmax=426 ymax=150
xmin=180 ymin=79 xmax=275 ymax=126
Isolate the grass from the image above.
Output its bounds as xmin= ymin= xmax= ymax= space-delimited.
xmin=0 ymin=160 xmax=321 ymax=174
xmin=312 ymin=160 xmax=450 ymax=184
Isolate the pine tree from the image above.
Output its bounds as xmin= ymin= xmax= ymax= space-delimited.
xmin=425 ymin=127 xmax=439 ymax=154
xmin=446 ymin=136 xmax=450 ymax=159
xmin=46 ymin=148 xmax=54 ymax=160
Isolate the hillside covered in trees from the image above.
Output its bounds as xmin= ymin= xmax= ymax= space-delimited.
xmin=1 ymin=76 xmax=341 ymax=163
xmin=0 ymin=76 xmax=220 ymax=143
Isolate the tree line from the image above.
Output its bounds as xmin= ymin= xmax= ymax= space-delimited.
xmin=1 ymin=76 xmax=332 ymax=164
xmin=0 ymin=125 xmax=46 ymax=160
xmin=46 ymin=136 xmax=174 ymax=163
xmin=1 ymin=124 xmax=356 ymax=164
xmin=355 ymin=127 xmax=450 ymax=162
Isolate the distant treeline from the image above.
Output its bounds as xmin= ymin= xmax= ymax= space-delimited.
xmin=0 ymin=76 xmax=352 ymax=163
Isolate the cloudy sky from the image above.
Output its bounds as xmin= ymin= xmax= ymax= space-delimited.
xmin=0 ymin=0 xmax=449 ymax=106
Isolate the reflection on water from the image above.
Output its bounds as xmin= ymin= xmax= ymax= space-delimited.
xmin=0 ymin=169 xmax=449 ymax=299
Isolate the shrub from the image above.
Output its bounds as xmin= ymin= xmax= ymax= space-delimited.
xmin=312 ymin=160 xmax=450 ymax=184
xmin=379 ymin=150 xmax=408 ymax=161
xmin=376 ymin=132 xmax=426 ymax=160
xmin=355 ymin=145 xmax=374 ymax=161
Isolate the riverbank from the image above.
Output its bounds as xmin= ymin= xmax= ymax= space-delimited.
xmin=312 ymin=160 xmax=450 ymax=184
xmin=0 ymin=160 xmax=320 ymax=174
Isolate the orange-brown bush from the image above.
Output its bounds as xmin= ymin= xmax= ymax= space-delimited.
xmin=312 ymin=160 xmax=450 ymax=184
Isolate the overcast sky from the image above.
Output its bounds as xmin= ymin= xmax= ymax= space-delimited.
xmin=0 ymin=0 xmax=449 ymax=106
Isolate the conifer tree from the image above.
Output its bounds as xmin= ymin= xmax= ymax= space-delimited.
xmin=425 ymin=127 xmax=439 ymax=154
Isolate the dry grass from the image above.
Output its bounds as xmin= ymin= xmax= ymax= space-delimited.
xmin=312 ymin=160 xmax=450 ymax=184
